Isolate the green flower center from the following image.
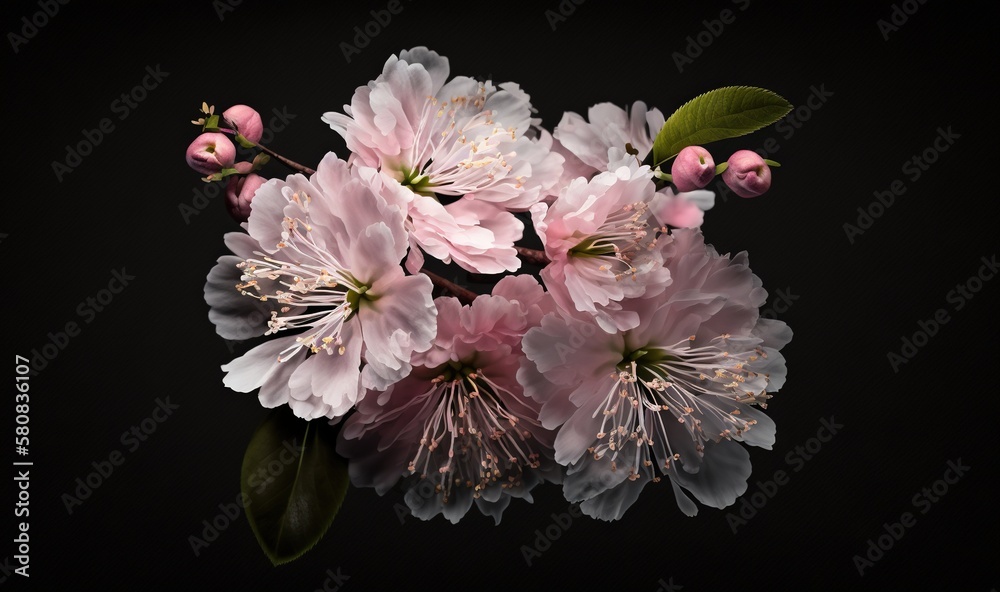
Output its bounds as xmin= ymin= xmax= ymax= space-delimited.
xmin=398 ymin=165 xmax=436 ymax=196
xmin=344 ymin=285 xmax=374 ymax=319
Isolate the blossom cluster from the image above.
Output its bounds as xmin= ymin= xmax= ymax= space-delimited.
xmin=194 ymin=47 xmax=791 ymax=524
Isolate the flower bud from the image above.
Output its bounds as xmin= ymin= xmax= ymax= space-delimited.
xmin=226 ymin=173 xmax=266 ymax=222
xmin=233 ymin=161 xmax=254 ymax=175
xmin=186 ymin=133 xmax=236 ymax=175
xmin=223 ymin=105 xmax=264 ymax=144
xmin=670 ymin=146 xmax=715 ymax=191
xmin=722 ymin=150 xmax=772 ymax=198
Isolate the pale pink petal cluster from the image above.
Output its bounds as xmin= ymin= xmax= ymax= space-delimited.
xmin=649 ymin=186 xmax=715 ymax=229
xmin=531 ymin=151 xmax=671 ymax=332
xmin=197 ymin=48 xmax=792 ymax=527
xmin=551 ymin=101 xmax=665 ymax=185
xmin=521 ymin=229 xmax=790 ymax=520
xmin=323 ymin=47 xmax=564 ymax=273
xmin=337 ymin=277 xmax=557 ymax=523
xmin=205 ymin=153 xmax=436 ymax=420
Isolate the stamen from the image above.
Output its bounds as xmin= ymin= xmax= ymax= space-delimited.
xmin=232 ymin=192 xmax=366 ymax=360
xmin=586 ymin=337 xmax=771 ymax=485
xmin=403 ymin=367 xmax=542 ymax=504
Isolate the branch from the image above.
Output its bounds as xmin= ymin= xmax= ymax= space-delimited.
xmin=515 ymin=246 xmax=550 ymax=266
xmin=218 ymin=126 xmax=316 ymax=175
xmin=255 ymin=142 xmax=316 ymax=175
xmin=421 ymin=269 xmax=478 ymax=305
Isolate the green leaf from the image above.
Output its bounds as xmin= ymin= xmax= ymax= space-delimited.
xmin=241 ymin=406 xmax=349 ymax=566
xmin=252 ymin=153 xmax=270 ymax=171
xmin=652 ymin=87 xmax=792 ymax=167
xmin=203 ymin=114 xmax=221 ymax=132
xmin=715 ymin=162 xmax=729 ymax=175
xmin=235 ymin=133 xmax=257 ymax=149
xmin=763 ymin=159 xmax=781 ymax=168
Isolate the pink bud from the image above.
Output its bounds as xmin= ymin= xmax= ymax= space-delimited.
xmin=186 ymin=133 xmax=236 ymax=175
xmin=233 ymin=161 xmax=254 ymax=175
xmin=671 ymin=146 xmax=715 ymax=191
xmin=223 ymin=105 xmax=264 ymax=144
xmin=226 ymin=173 xmax=266 ymax=222
xmin=722 ymin=150 xmax=772 ymax=198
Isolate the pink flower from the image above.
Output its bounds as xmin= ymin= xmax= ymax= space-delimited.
xmin=186 ymin=132 xmax=236 ymax=175
xmin=337 ymin=277 xmax=558 ymax=524
xmin=322 ymin=47 xmax=563 ymax=273
xmin=357 ymin=166 xmax=524 ymax=275
xmin=552 ymin=101 xmax=664 ymax=180
xmin=225 ymin=173 xmax=266 ymax=222
xmin=531 ymin=151 xmax=671 ymax=332
xmin=722 ymin=150 xmax=772 ymax=198
xmin=649 ymin=186 xmax=714 ymax=229
xmin=671 ymin=146 xmax=715 ymax=191
xmin=521 ymin=229 xmax=791 ymax=520
xmin=204 ymin=153 xmax=437 ymax=420
xmin=222 ymin=105 xmax=264 ymax=144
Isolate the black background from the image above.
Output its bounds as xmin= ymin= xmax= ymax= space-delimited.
xmin=3 ymin=0 xmax=998 ymax=590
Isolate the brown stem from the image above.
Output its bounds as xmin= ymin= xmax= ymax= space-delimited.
xmin=217 ymin=126 xmax=316 ymax=175
xmin=515 ymin=246 xmax=550 ymax=266
xmin=256 ymin=142 xmax=316 ymax=175
xmin=421 ymin=269 xmax=478 ymax=305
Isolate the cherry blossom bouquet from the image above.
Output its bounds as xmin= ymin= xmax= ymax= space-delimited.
xmin=189 ymin=47 xmax=792 ymax=565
